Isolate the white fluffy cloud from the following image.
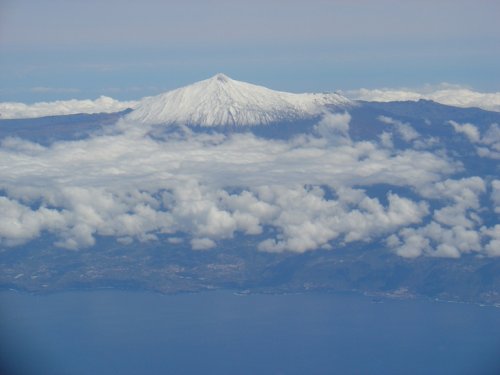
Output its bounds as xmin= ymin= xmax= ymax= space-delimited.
xmin=0 ymin=96 xmax=137 ymax=119
xmin=492 ymin=180 xmax=500 ymax=214
xmin=378 ymin=116 xmax=420 ymax=142
xmin=387 ymin=177 xmax=498 ymax=258
xmin=313 ymin=111 xmax=351 ymax=144
xmin=0 ymin=112 xmax=497 ymax=258
xmin=448 ymin=121 xmax=481 ymax=143
xmin=390 ymin=221 xmax=483 ymax=259
xmin=343 ymin=84 xmax=500 ymax=112
xmin=447 ymin=121 xmax=500 ymax=159
xmin=256 ymin=187 xmax=428 ymax=253
xmin=482 ymin=225 xmax=500 ymax=257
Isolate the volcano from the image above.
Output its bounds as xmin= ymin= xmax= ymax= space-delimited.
xmin=126 ymin=73 xmax=351 ymax=126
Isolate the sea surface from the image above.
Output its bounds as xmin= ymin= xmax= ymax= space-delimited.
xmin=0 ymin=290 xmax=499 ymax=375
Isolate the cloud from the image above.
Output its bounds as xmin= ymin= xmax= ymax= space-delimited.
xmin=430 ymin=177 xmax=485 ymax=229
xmin=477 ymin=123 xmax=500 ymax=159
xmin=313 ymin=111 xmax=351 ymax=144
xmin=0 ymin=96 xmax=137 ymax=119
xmin=0 ymin=196 xmax=66 ymax=246
xmin=482 ymin=225 xmax=500 ymax=257
xmin=448 ymin=121 xmax=500 ymax=159
xmin=482 ymin=123 xmax=500 ymax=146
xmin=378 ymin=116 xmax=420 ymax=142
xmin=391 ymin=221 xmax=483 ymax=259
xmin=387 ymin=177 xmax=497 ymax=258
xmin=344 ymin=84 xmax=500 ymax=112
xmin=448 ymin=120 xmax=480 ymax=143
xmin=0 ymin=111 xmax=496 ymax=258
xmin=191 ymin=238 xmax=217 ymax=250
xmin=492 ymin=180 xmax=500 ymax=214
xmin=256 ymin=188 xmax=428 ymax=253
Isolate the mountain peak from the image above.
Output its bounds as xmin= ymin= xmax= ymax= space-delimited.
xmin=212 ymin=73 xmax=231 ymax=83
xmin=126 ymin=74 xmax=351 ymax=126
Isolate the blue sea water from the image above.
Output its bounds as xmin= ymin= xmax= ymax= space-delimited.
xmin=0 ymin=290 xmax=499 ymax=375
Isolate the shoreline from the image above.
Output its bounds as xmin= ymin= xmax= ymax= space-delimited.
xmin=2 ymin=285 xmax=499 ymax=309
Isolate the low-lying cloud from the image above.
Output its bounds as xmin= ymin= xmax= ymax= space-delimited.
xmin=0 ymin=112 xmax=497 ymax=258
xmin=344 ymin=84 xmax=500 ymax=112
xmin=0 ymin=96 xmax=137 ymax=119
xmin=448 ymin=121 xmax=500 ymax=159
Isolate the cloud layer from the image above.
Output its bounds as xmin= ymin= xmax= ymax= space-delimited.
xmin=0 ymin=112 xmax=498 ymax=258
xmin=0 ymin=96 xmax=137 ymax=119
xmin=344 ymin=84 xmax=500 ymax=112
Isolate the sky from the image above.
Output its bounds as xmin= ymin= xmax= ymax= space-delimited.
xmin=1 ymin=0 xmax=499 ymax=102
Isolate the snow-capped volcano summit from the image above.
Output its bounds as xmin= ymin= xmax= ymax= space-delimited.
xmin=126 ymin=74 xmax=351 ymax=126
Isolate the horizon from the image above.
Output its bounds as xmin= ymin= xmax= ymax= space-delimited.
xmin=1 ymin=72 xmax=499 ymax=120
xmin=1 ymin=0 xmax=499 ymax=102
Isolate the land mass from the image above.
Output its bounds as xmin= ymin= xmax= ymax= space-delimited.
xmin=2 ymin=236 xmax=499 ymax=306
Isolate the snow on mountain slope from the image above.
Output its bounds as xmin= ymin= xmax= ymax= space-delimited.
xmin=126 ymin=74 xmax=351 ymax=126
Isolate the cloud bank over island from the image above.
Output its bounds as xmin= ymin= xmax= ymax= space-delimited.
xmin=0 ymin=111 xmax=498 ymax=259
xmin=0 ymin=96 xmax=137 ymax=119
xmin=342 ymin=84 xmax=500 ymax=112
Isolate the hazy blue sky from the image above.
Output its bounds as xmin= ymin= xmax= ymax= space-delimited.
xmin=1 ymin=0 xmax=499 ymax=102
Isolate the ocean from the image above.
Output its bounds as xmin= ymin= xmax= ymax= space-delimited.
xmin=1 ymin=290 xmax=499 ymax=375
